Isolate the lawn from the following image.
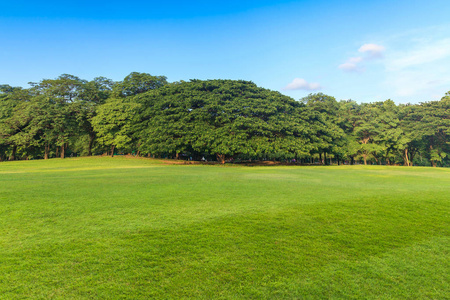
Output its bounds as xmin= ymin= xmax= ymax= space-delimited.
xmin=0 ymin=157 xmax=449 ymax=299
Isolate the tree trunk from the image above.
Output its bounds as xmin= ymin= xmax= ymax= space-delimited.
xmin=110 ymin=145 xmax=115 ymax=157
xmin=44 ymin=144 xmax=49 ymax=160
xmin=216 ymin=153 xmax=226 ymax=164
xmin=351 ymin=156 xmax=354 ymax=165
xmin=404 ymin=148 xmax=410 ymax=166
xmin=374 ymin=156 xmax=379 ymax=165
xmin=175 ymin=152 xmax=179 ymax=160
xmin=430 ymin=145 xmax=436 ymax=167
xmin=60 ymin=144 xmax=65 ymax=159
xmin=88 ymin=133 xmax=95 ymax=156
xmin=409 ymin=149 xmax=415 ymax=166
xmin=319 ymin=153 xmax=323 ymax=165
xmin=9 ymin=145 xmax=17 ymax=161
xmin=136 ymin=142 xmax=141 ymax=157
xmin=324 ymin=152 xmax=327 ymax=165
xmin=361 ymin=137 xmax=370 ymax=165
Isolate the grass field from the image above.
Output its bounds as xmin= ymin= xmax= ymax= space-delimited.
xmin=0 ymin=157 xmax=449 ymax=299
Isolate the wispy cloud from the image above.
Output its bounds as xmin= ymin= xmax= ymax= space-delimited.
xmin=333 ymin=25 xmax=450 ymax=102
xmin=284 ymin=78 xmax=321 ymax=91
xmin=339 ymin=43 xmax=385 ymax=72
xmin=338 ymin=56 xmax=364 ymax=72
xmin=384 ymin=38 xmax=450 ymax=98
xmin=358 ymin=43 xmax=385 ymax=59
xmin=387 ymin=38 xmax=450 ymax=71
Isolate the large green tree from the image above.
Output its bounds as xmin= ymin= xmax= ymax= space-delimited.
xmin=74 ymin=77 xmax=115 ymax=156
xmin=1 ymin=73 xmax=449 ymax=167
xmin=92 ymin=97 xmax=141 ymax=156
xmin=410 ymin=97 xmax=450 ymax=167
xmin=136 ymin=80 xmax=311 ymax=163
xmin=28 ymin=74 xmax=87 ymax=158
xmin=301 ymin=93 xmax=344 ymax=164
xmin=0 ymin=85 xmax=34 ymax=160
xmin=113 ymin=72 xmax=168 ymax=98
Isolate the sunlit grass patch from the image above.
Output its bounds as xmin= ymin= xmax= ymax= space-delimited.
xmin=0 ymin=157 xmax=448 ymax=299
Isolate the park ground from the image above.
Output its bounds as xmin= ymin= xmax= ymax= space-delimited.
xmin=0 ymin=157 xmax=449 ymax=299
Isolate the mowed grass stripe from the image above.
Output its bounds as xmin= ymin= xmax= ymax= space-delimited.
xmin=0 ymin=157 xmax=449 ymax=299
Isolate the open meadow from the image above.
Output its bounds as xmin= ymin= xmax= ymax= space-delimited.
xmin=0 ymin=157 xmax=449 ymax=299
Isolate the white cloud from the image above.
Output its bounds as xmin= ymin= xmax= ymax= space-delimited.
xmin=284 ymin=78 xmax=321 ymax=91
xmin=387 ymin=38 xmax=450 ymax=71
xmin=338 ymin=62 xmax=359 ymax=72
xmin=384 ymin=38 xmax=450 ymax=98
xmin=348 ymin=57 xmax=363 ymax=63
xmin=338 ymin=57 xmax=363 ymax=72
xmin=333 ymin=25 xmax=450 ymax=102
xmin=339 ymin=43 xmax=385 ymax=72
xmin=358 ymin=43 xmax=386 ymax=58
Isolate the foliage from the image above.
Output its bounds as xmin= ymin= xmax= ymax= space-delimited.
xmin=113 ymin=72 xmax=168 ymax=97
xmin=136 ymin=80 xmax=311 ymax=162
xmin=92 ymin=97 xmax=141 ymax=155
xmin=0 ymin=73 xmax=449 ymax=166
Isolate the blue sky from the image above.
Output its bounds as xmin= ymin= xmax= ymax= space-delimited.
xmin=1 ymin=0 xmax=450 ymax=103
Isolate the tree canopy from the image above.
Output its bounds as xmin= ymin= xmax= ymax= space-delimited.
xmin=1 ymin=73 xmax=449 ymax=167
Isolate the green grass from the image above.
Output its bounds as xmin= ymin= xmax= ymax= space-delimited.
xmin=0 ymin=157 xmax=449 ymax=299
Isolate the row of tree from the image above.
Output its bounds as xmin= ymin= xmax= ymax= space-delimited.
xmin=1 ymin=73 xmax=449 ymax=166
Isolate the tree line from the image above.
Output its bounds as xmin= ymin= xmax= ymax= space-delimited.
xmin=1 ymin=72 xmax=449 ymax=166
